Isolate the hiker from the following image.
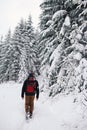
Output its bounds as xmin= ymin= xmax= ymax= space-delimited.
xmin=21 ymin=73 xmax=39 ymax=119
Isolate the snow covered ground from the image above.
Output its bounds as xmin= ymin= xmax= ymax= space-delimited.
xmin=0 ymin=81 xmax=87 ymax=130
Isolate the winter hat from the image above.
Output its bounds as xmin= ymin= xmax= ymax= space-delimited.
xmin=28 ymin=73 xmax=34 ymax=78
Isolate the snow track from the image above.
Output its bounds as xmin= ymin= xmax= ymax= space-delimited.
xmin=0 ymin=83 xmax=59 ymax=130
xmin=0 ymin=82 xmax=87 ymax=130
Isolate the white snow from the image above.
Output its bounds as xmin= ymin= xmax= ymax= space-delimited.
xmin=73 ymin=52 xmax=82 ymax=61
xmin=0 ymin=80 xmax=87 ymax=130
xmin=60 ymin=15 xmax=71 ymax=36
xmin=64 ymin=16 xmax=71 ymax=27
xmin=73 ymin=0 xmax=81 ymax=4
xmin=52 ymin=10 xmax=67 ymax=22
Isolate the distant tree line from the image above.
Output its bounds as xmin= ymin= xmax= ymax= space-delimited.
xmin=0 ymin=15 xmax=39 ymax=82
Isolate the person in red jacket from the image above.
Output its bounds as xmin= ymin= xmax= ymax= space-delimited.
xmin=21 ymin=73 xmax=39 ymax=119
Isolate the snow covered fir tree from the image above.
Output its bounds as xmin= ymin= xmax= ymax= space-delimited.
xmin=0 ymin=15 xmax=39 ymax=82
xmin=38 ymin=0 xmax=87 ymax=98
xmin=0 ymin=0 xmax=87 ymax=98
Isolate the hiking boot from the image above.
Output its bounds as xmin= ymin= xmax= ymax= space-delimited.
xmin=25 ymin=112 xmax=29 ymax=120
xmin=29 ymin=113 xmax=32 ymax=119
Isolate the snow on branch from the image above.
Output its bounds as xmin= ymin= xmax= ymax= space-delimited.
xmin=52 ymin=10 xmax=67 ymax=22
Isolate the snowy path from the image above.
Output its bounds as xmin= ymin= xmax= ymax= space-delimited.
xmin=0 ymin=82 xmax=87 ymax=130
xmin=0 ymin=82 xmax=59 ymax=130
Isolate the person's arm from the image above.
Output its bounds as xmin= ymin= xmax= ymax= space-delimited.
xmin=35 ymin=81 xmax=39 ymax=99
xmin=21 ymin=80 xmax=27 ymax=98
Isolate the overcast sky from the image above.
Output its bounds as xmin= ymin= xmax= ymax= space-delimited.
xmin=0 ymin=0 xmax=42 ymax=37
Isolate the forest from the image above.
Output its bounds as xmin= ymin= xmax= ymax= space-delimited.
xmin=0 ymin=0 xmax=87 ymax=97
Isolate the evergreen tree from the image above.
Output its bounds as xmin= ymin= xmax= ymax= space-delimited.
xmin=18 ymin=15 xmax=39 ymax=81
xmin=19 ymin=15 xmax=38 ymax=80
xmin=25 ymin=15 xmax=37 ymax=72
xmin=0 ymin=43 xmax=8 ymax=82
xmin=49 ymin=0 xmax=87 ymax=95
xmin=10 ymin=19 xmax=25 ymax=81
xmin=39 ymin=0 xmax=87 ymax=96
xmin=39 ymin=0 xmax=69 ymax=88
xmin=0 ymin=35 xmax=4 ymax=44
xmin=40 ymin=0 xmax=65 ymax=30
xmin=0 ymin=30 xmax=13 ymax=82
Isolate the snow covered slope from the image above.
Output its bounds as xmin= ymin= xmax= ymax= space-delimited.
xmin=0 ymin=82 xmax=87 ymax=130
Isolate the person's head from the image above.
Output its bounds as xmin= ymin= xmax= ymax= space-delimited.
xmin=28 ymin=73 xmax=35 ymax=81
xmin=28 ymin=72 xmax=35 ymax=78
xmin=29 ymin=73 xmax=34 ymax=78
